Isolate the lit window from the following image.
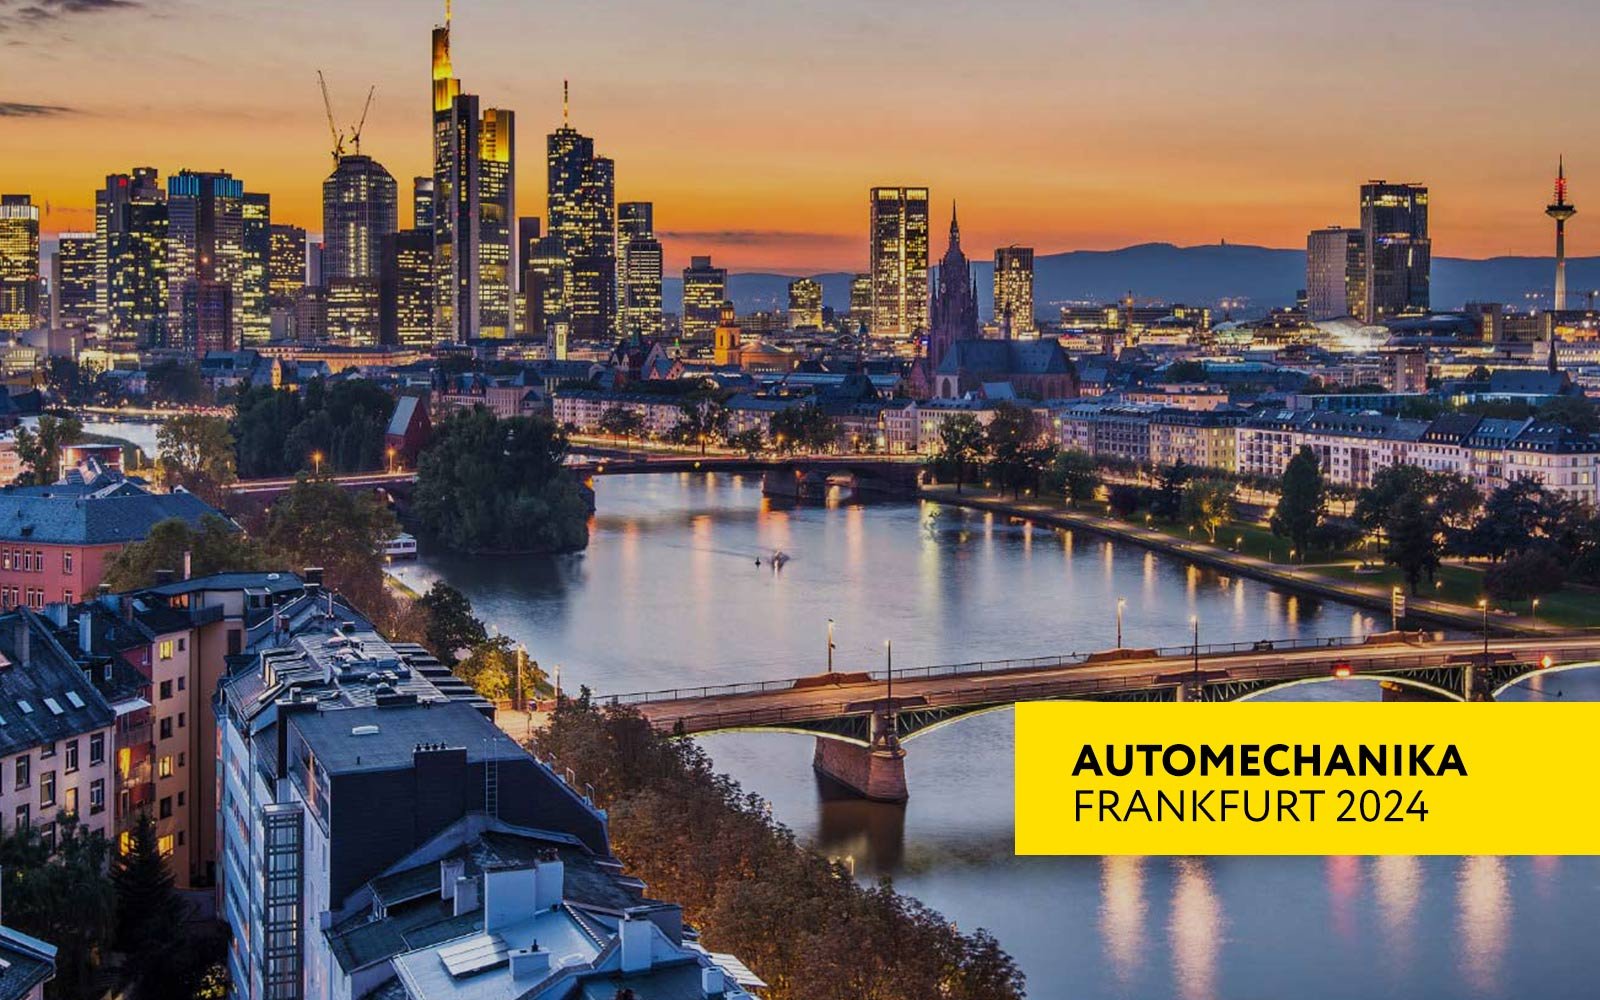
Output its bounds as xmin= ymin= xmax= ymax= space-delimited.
xmin=158 ymin=640 xmax=174 ymax=660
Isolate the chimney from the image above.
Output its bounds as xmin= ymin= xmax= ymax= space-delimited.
xmin=483 ymin=867 xmax=537 ymax=932
xmin=509 ymin=946 xmax=550 ymax=982
xmin=183 ymin=549 xmax=192 ymax=580
xmin=701 ymin=967 xmax=727 ymax=997
xmin=303 ymin=567 xmax=324 ymax=591
xmin=452 ymin=876 xmax=479 ymax=917
xmin=78 ymin=612 xmax=93 ymax=656
xmin=618 ymin=913 xmax=652 ymax=974
xmin=534 ymin=855 xmax=563 ymax=911
xmin=440 ymin=858 xmax=465 ymax=900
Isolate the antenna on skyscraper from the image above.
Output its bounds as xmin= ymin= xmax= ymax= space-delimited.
xmin=563 ymin=79 xmax=570 ymax=125
xmin=445 ymin=0 xmax=452 ymax=26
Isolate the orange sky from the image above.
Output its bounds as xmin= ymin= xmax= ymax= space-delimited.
xmin=6 ymin=0 xmax=1600 ymax=272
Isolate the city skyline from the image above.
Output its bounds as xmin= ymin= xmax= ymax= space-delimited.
xmin=6 ymin=0 xmax=1600 ymax=272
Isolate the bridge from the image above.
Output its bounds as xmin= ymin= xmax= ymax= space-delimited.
xmin=599 ymin=632 xmax=1600 ymax=802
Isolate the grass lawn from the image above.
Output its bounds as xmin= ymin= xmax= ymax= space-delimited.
xmin=1317 ymin=562 xmax=1600 ymax=629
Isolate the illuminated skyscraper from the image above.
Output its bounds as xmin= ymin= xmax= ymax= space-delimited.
xmin=0 ymin=195 xmax=41 ymax=333
xmin=477 ymin=107 xmax=516 ymax=338
xmin=167 ymin=170 xmax=245 ymax=354
xmin=1547 ymin=159 xmax=1577 ymax=312
xmin=240 ymin=192 xmax=272 ymax=345
xmin=548 ymin=85 xmax=616 ymax=339
xmin=269 ymin=224 xmax=307 ymax=302
xmin=869 ymin=186 xmax=929 ymax=338
xmin=523 ymin=233 xmax=567 ymax=342
xmin=617 ymin=202 xmax=661 ymax=338
xmin=96 ymin=168 xmax=167 ymax=342
xmin=324 ymin=155 xmax=399 ymax=343
xmin=1360 ymin=181 xmax=1429 ymax=324
xmin=382 ymin=229 xmax=435 ymax=347
xmin=788 ymin=278 xmax=823 ymax=329
xmin=1306 ymin=226 xmax=1365 ymax=321
xmin=413 ymin=176 xmax=435 ymax=232
xmin=992 ymin=245 xmax=1035 ymax=335
xmin=849 ymin=273 xmax=872 ymax=333
xmin=50 ymin=232 xmax=97 ymax=331
xmin=681 ymin=255 xmax=727 ymax=341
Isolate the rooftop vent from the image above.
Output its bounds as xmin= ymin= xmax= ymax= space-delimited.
xmin=351 ymin=724 xmax=380 ymax=736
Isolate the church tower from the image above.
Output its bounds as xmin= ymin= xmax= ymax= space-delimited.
xmin=926 ymin=202 xmax=980 ymax=371
xmin=712 ymin=301 xmax=742 ymax=367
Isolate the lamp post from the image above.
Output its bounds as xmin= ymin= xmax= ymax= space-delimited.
xmin=1116 ymin=598 xmax=1126 ymax=649
xmin=1478 ymin=596 xmax=1490 ymax=672
xmin=827 ymin=619 xmax=835 ymax=674
xmin=312 ymin=450 xmax=324 ymax=476
xmin=1532 ymin=597 xmax=1541 ymax=630
xmin=387 ymin=446 xmax=397 ymax=474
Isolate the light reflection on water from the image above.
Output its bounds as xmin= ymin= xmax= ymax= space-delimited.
xmin=396 ymin=474 xmax=1600 ymax=1000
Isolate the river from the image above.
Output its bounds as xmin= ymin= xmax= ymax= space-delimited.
xmin=388 ymin=473 xmax=1600 ymax=1000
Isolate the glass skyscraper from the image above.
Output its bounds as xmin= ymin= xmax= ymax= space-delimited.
xmin=869 ymin=186 xmax=929 ymax=339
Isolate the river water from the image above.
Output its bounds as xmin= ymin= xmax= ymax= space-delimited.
xmin=389 ymin=473 xmax=1600 ymax=1000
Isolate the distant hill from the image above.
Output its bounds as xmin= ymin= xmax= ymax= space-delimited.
xmin=667 ymin=243 xmax=1600 ymax=322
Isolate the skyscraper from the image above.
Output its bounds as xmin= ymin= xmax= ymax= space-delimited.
xmin=477 ymin=107 xmax=516 ymax=338
xmin=166 ymin=170 xmax=245 ymax=354
xmin=681 ymin=255 xmax=727 ymax=341
xmin=381 ymin=229 xmax=435 ymax=348
xmin=96 ymin=168 xmax=168 ymax=342
xmin=523 ymin=234 xmax=568 ymax=343
xmin=240 ymin=192 xmax=272 ymax=345
xmin=1306 ymin=226 xmax=1366 ymax=321
xmin=548 ymin=85 xmax=616 ymax=339
xmin=269 ymin=224 xmax=307 ymax=302
xmin=413 ymin=176 xmax=435 ymax=232
xmin=788 ymin=278 xmax=823 ymax=329
xmin=869 ymin=186 xmax=929 ymax=339
xmin=993 ymin=246 xmax=1035 ymax=335
xmin=50 ymin=232 xmax=97 ymax=331
xmin=1360 ymin=181 xmax=1430 ymax=324
xmin=1547 ymin=159 xmax=1577 ymax=312
xmin=617 ymin=202 xmax=662 ymax=338
xmin=0 ymin=195 xmax=40 ymax=333
xmin=323 ymin=155 xmax=399 ymax=343
xmin=849 ymin=273 xmax=872 ymax=333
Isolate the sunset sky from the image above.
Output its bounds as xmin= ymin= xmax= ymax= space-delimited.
xmin=6 ymin=0 xmax=1600 ymax=273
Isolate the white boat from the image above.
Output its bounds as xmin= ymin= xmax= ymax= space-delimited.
xmin=384 ymin=533 xmax=419 ymax=560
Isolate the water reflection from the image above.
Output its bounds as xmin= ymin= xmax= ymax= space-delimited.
xmin=1168 ymin=859 xmax=1223 ymax=1000
xmin=1372 ymin=855 xmax=1421 ymax=968
xmin=1098 ymin=856 xmax=1146 ymax=987
xmin=1457 ymin=856 xmax=1510 ymax=995
xmin=814 ymin=775 xmax=906 ymax=873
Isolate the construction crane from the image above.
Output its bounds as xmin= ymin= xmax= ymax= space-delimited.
xmin=349 ymin=86 xmax=376 ymax=157
xmin=317 ymin=70 xmax=346 ymax=169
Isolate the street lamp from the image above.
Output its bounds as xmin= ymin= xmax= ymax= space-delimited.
xmin=1116 ymin=598 xmax=1126 ymax=649
xmin=387 ymin=446 xmax=397 ymax=474
xmin=1531 ymin=597 xmax=1541 ymax=630
xmin=885 ymin=639 xmax=893 ymax=705
xmin=827 ymin=619 xmax=835 ymax=674
xmin=311 ymin=450 xmax=324 ymax=476
xmin=1478 ymin=598 xmax=1490 ymax=671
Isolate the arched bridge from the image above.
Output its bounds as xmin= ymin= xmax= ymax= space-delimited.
xmin=600 ymin=633 xmax=1600 ymax=802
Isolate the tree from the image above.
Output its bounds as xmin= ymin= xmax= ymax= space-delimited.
xmin=1107 ymin=483 xmax=1142 ymax=518
xmin=1536 ymin=394 xmax=1599 ymax=434
xmin=983 ymin=404 xmax=1051 ymax=498
xmin=726 ymin=428 xmax=765 ymax=457
xmin=231 ymin=379 xmax=395 ymax=478
xmin=102 ymin=514 xmax=264 ymax=591
xmin=1386 ymin=489 xmax=1442 ymax=594
xmin=146 ymin=360 xmax=208 ymax=405
xmin=769 ymin=403 xmax=838 ymax=454
xmin=0 ymin=817 xmax=115 ymax=999
xmin=114 ymin=812 xmax=186 ymax=965
xmin=1466 ymin=476 xmax=1561 ymax=561
xmin=1150 ymin=461 xmax=1193 ymax=521
xmin=1043 ymin=450 xmax=1098 ymax=507
xmin=416 ymin=582 xmax=487 ymax=661
xmin=1181 ymin=479 xmax=1234 ymax=543
xmin=933 ymin=414 xmax=986 ymax=494
xmin=670 ymin=397 xmax=730 ymax=454
xmin=14 ymin=414 xmax=83 ymax=485
xmin=1270 ymin=447 xmax=1325 ymax=554
xmin=1485 ymin=544 xmax=1567 ymax=601
xmin=455 ymin=635 xmax=546 ymax=703
xmin=412 ymin=409 xmax=591 ymax=554
xmin=598 ymin=406 xmax=648 ymax=451
xmin=156 ymin=414 xmax=237 ymax=506
xmin=258 ymin=476 xmax=398 ymax=613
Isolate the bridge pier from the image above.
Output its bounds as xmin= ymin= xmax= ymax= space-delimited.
xmin=812 ymin=709 xmax=908 ymax=803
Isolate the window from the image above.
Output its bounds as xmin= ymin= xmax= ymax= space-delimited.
xmin=158 ymin=680 xmax=172 ymax=701
xmin=39 ymin=770 xmax=54 ymax=809
xmin=14 ymin=755 xmax=29 ymax=790
xmin=157 ymin=756 xmax=172 ymax=779
xmin=177 ymin=638 xmax=186 ymax=652
xmin=13 ymin=804 xmax=27 ymax=830
xmin=89 ymin=779 xmax=104 ymax=816
xmin=158 ymin=641 xmax=173 ymax=660
xmin=176 ymin=791 xmax=185 ymax=807
xmin=62 ymin=552 xmax=72 ymax=574
xmin=62 ymin=590 xmax=72 ymax=605
xmin=157 ymin=834 xmax=174 ymax=858
xmin=39 ymin=822 xmax=54 ymax=852
xmin=159 ymin=718 xmax=172 ymax=740
xmin=177 ymin=676 xmax=186 ymax=692
xmin=89 ymin=733 xmax=104 ymax=766
xmin=39 ymin=741 xmax=53 ymax=759
xmin=64 ymin=786 xmax=77 ymax=815
xmin=177 ymin=713 xmax=185 ymax=729
xmin=159 ymin=796 xmax=172 ymax=819
xmin=64 ymin=740 xmax=78 ymax=774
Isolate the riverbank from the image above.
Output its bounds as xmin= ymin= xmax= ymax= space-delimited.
xmin=918 ymin=484 xmax=1566 ymax=635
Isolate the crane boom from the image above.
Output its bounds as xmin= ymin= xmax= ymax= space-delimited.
xmin=350 ymin=86 xmax=376 ymax=156
xmin=317 ymin=70 xmax=345 ymax=169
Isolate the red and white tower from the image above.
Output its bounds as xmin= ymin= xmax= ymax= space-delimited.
xmin=1546 ymin=158 xmax=1577 ymax=312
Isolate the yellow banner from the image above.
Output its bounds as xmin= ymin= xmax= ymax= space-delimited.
xmin=1015 ymin=702 xmax=1600 ymax=855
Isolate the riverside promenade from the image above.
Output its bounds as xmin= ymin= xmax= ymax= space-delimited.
xmin=919 ymin=485 xmax=1546 ymax=636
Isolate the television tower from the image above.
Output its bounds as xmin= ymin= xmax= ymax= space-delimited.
xmin=1546 ymin=157 xmax=1576 ymax=311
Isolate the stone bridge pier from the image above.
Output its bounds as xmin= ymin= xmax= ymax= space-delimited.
xmin=811 ymin=707 xmax=908 ymax=803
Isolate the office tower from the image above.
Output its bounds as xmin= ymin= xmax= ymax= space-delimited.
xmin=413 ymin=176 xmax=435 ymax=232
xmin=381 ymin=229 xmax=435 ymax=347
xmin=268 ymin=224 xmax=307 ymax=302
xmin=0 ymin=196 xmax=40 ymax=333
xmin=523 ymin=234 xmax=567 ymax=341
xmin=323 ymin=155 xmax=398 ymax=344
xmin=96 ymin=169 xmax=168 ymax=343
xmin=166 ymin=171 xmax=245 ymax=354
xmin=548 ymin=86 xmax=616 ymax=338
xmin=517 ymin=216 xmax=542 ymax=288
xmin=681 ymin=255 xmax=727 ymax=340
xmin=239 ymin=192 xmax=272 ymax=345
xmin=1547 ymin=159 xmax=1577 ymax=311
xmin=1360 ymin=181 xmax=1430 ymax=324
xmin=1306 ymin=226 xmax=1366 ymax=321
xmin=869 ymin=186 xmax=930 ymax=338
xmin=788 ymin=277 xmax=823 ymax=329
xmin=617 ymin=201 xmax=661 ymax=338
xmin=849 ymin=272 xmax=872 ymax=332
xmin=477 ymin=107 xmax=516 ymax=338
xmin=993 ymin=245 xmax=1035 ymax=335
xmin=50 ymin=232 xmax=96 ymax=330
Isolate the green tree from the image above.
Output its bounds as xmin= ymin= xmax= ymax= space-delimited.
xmin=726 ymin=428 xmax=765 ymax=457
xmin=598 ymin=406 xmax=648 ymax=450
xmin=1386 ymin=489 xmax=1442 ymax=594
xmin=1270 ymin=446 xmax=1325 ymax=554
xmin=1149 ymin=461 xmax=1194 ymax=521
xmin=14 ymin=414 xmax=83 ymax=485
xmin=670 ymin=397 xmax=731 ymax=454
xmin=1485 ymin=543 xmax=1567 ymax=601
xmin=1536 ymin=394 xmax=1599 ymax=434
xmin=769 ymin=402 xmax=838 ymax=454
xmin=933 ymin=414 xmax=986 ymax=494
xmin=156 ymin=414 xmax=238 ymax=507
xmin=231 ymin=379 xmax=395 ymax=478
xmin=0 ymin=817 xmax=115 ymax=999
xmin=102 ymin=514 xmax=264 ymax=591
xmin=412 ymin=409 xmax=591 ymax=554
xmin=114 ymin=812 xmax=186 ymax=965
xmin=1181 ymin=479 xmax=1235 ymax=543
xmin=416 ymin=582 xmax=487 ymax=661
xmin=982 ymin=403 xmax=1050 ymax=498
xmin=1466 ymin=476 xmax=1560 ymax=561
xmin=456 ymin=635 xmax=546 ymax=703
xmin=146 ymin=360 xmax=208 ymax=405
xmin=1043 ymin=449 xmax=1098 ymax=507
xmin=258 ymin=476 xmax=397 ymax=613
